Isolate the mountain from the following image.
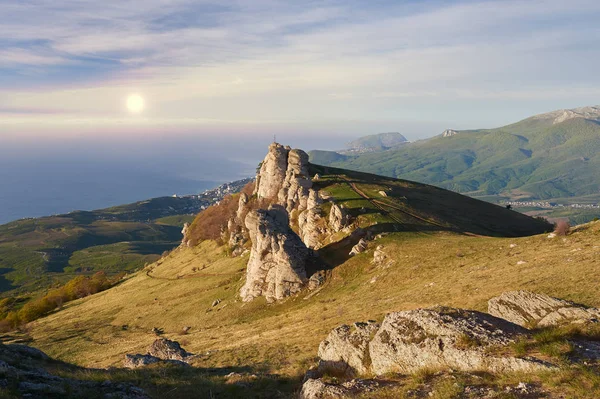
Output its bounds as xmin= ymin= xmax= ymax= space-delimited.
xmin=12 ymin=145 xmax=600 ymax=399
xmin=0 ymin=178 xmax=252 ymax=296
xmin=309 ymin=106 xmax=600 ymax=223
xmin=341 ymin=132 xmax=409 ymax=154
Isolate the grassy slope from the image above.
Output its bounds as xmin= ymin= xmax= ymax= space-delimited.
xmin=0 ymin=196 xmax=201 ymax=296
xmin=13 ymin=167 xmax=599 ymax=397
xmin=309 ymin=116 xmax=600 ymax=208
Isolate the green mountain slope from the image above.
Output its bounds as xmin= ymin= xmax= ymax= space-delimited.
xmin=310 ymin=106 xmax=600 ymax=207
xmin=0 ymin=197 xmax=196 ymax=296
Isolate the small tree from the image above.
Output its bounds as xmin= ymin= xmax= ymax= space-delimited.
xmin=554 ymin=220 xmax=571 ymax=236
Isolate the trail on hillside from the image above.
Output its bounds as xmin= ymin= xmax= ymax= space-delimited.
xmin=340 ymin=176 xmax=447 ymax=231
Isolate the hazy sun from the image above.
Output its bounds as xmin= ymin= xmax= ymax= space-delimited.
xmin=126 ymin=94 xmax=144 ymax=113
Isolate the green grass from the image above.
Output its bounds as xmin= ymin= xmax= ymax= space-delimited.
xmin=0 ymin=196 xmax=202 ymax=296
xmin=309 ymin=115 xmax=600 ymax=214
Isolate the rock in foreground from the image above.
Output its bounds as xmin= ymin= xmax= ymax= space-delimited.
xmin=488 ymin=290 xmax=600 ymax=328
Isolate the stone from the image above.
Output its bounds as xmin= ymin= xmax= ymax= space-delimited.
xmin=236 ymin=192 xmax=249 ymax=221
xmin=313 ymin=174 xmax=321 ymax=180
xmin=147 ymin=338 xmax=192 ymax=361
xmin=488 ymin=290 xmax=600 ymax=328
xmin=371 ymin=245 xmax=388 ymax=266
xmin=240 ymin=205 xmax=310 ymax=302
xmin=308 ymin=270 xmax=327 ymax=290
xmin=349 ymin=239 xmax=368 ymax=256
xmin=300 ymin=378 xmax=348 ymax=399
xmin=212 ymin=299 xmax=221 ymax=307
xmin=317 ymin=321 xmax=380 ymax=376
xmin=368 ymin=307 xmax=551 ymax=375
xmin=329 ymin=203 xmax=351 ymax=232
xmin=123 ymin=354 xmax=162 ymax=369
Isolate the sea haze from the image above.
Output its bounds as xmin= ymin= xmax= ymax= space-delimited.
xmin=0 ymin=130 xmax=354 ymax=224
xmin=0 ymin=135 xmax=257 ymax=224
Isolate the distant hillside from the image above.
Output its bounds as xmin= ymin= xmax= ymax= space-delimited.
xmin=342 ymin=132 xmax=408 ymax=154
xmin=310 ymin=105 xmax=600 ymax=223
xmin=0 ymin=178 xmax=252 ymax=296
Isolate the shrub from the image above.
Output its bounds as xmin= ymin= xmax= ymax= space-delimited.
xmin=554 ymin=220 xmax=570 ymax=236
xmin=187 ymin=182 xmax=257 ymax=246
xmin=0 ymin=272 xmax=119 ymax=330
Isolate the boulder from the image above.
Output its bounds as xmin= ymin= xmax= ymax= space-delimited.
xmin=147 ymin=338 xmax=192 ymax=361
xmin=369 ymin=307 xmax=550 ymax=375
xmin=308 ymin=270 xmax=327 ymax=291
xmin=240 ymin=205 xmax=309 ymax=302
xmin=371 ymin=245 xmax=388 ymax=266
xmin=317 ymin=321 xmax=380 ymax=376
xmin=488 ymin=290 xmax=600 ymax=328
xmin=300 ymin=379 xmax=348 ymax=399
xmin=349 ymin=239 xmax=368 ymax=256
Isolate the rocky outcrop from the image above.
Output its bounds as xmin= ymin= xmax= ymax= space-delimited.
xmin=254 ymin=143 xmax=290 ymax=200
xmin=308 ymin=306 xmax=551 ymax=382
xmin=488 ymin=291 xmax=600 ymax=328
xmin=124 ymin=338 xmax=193 ymax=369
xmin=0 ymin=343 xmax=148 ymax=398
xmin=236 ymin=192 xmax=249 ymax=221
xmin=298 ymin=190 xmax=327 ymax=249
xmin=317 ymin=321 xmax=380 ymax=376
xmin=240 ymin=205 xmax=310 ymax=302
xmin=180 ymin=222 xmax=191 ymax=247
xmin=254 ymin=143 xmax=313 ymax=212
xmin=369 ymin=307 xmax=548 ymax=375
xmin=148 ymin=338 xmax=192 ymax=361
xmin=278 ymin=149 xmax=313 ymax=212
xmin=349 ymin=239 xmax=368 ymax=256
xmin=329 ymin=203 xmax=351 ymax=232
xmin=442 ymin=129 xmax=458 ymax=137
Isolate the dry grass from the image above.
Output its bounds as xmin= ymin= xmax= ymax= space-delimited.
xmin=18 ymin=221 xmax=600 ymax=378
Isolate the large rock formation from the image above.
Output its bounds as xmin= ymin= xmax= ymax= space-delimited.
xmin=254 ymin=143 xmax=313 ymax=211
xmin=488 ymin=291 xmax=600 ymax=328
xmin=254 ymin=143 xmax=290 ymax=200
xmin=240 ymin=205 xmax=310 ymax=302
xmin=369 ymin=307 xmax=548 ymax=375
xmin=308 ymin=306 xmax=551 ymax=382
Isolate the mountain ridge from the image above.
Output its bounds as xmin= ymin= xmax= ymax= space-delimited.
xmin=309 ymin=105 xmax=600 ymax=224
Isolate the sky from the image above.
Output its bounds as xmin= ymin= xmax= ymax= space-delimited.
xmin=1 ymin=0 xmax=600 ymax=145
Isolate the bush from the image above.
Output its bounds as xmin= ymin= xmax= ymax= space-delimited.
xmin=554 ymin=220 xmax=571 ymax=236
xmin=187 ymin=182 xmax=257 ymax=246
xmin=0 ymin=272 xmax=118 ymax=330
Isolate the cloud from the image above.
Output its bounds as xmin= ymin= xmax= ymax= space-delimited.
xmin=1 ymin=0 xmax=600 ymax=136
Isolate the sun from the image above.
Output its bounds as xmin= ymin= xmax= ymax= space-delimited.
xmin=126 ymin=94 xmax=144 ymax=113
